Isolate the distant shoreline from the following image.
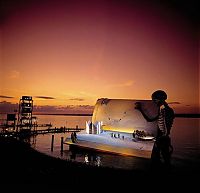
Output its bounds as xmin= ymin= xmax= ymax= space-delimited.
xmin=33 ymin=113 xmax=200 ymax=118
xmin=33 ymin=113 xmax=93 ymax=116
xmin=174 ymin=114 xmax=200 ymax=118
xmin=1 ymin=113 xmax=199 ymax=118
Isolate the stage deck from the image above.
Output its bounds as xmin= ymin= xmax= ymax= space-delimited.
xmin=64 ymin=134 xmax=154 ymax=159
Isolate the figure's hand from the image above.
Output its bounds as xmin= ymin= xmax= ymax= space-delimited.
xmin=135 ymin=102 xmax=142 ymax=110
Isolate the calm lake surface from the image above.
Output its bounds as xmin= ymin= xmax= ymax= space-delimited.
xmin=1 ymin=114 xmax=199 ymax=171
xmin=30 ymin=115 xmax=200 ymax=171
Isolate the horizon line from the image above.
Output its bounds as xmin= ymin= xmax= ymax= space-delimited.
xmin=32 ymin=113 xmax=200 ymax=118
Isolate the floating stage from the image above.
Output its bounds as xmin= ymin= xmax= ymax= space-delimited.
xmin=64 ymin=134 xmax=154 ymax=159
xmin=64 ymin=98 xmax=158 ymax=159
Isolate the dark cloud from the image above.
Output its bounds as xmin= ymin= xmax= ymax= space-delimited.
xmin=34 ymin=104 xmax=94 ymax=114
xmin=35 ymin=96 xmax=55 ymax=100
xmin=69 ymin=98 xmax=85 ymax=102
xmin=77 ymin=105 xmax=94 ymax=109
xmin=0 ymin=95 xmax=14 ymax=99
xmin=34 ymin=105 xmax=57 ymax=112
xmin=0 ymin=101 xmax=18 ymax=113
xmin=168 ymin=102 xmax=181 ymax=105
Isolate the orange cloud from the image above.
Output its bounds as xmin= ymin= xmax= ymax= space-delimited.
xmin=106 ymin=80 xmax=134 ymax=88
xmin=8 ymin=70 xmax=20 ymax=79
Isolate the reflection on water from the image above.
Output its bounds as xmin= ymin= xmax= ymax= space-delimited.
xmin=67 ymin=146 xmax=102 ymax=167
xmin=84 ymin=154 xmax=101 ymax=166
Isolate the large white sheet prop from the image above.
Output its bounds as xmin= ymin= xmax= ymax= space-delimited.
xmin=92 ymin=98 xmax=159 ymax=137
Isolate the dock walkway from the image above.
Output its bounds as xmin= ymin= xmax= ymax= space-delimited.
xmin=0 ymin=127 xmax=84 ymax=137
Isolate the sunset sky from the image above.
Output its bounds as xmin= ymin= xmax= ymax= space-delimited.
xmin=0 ymin=0 xmax=199 ymax=114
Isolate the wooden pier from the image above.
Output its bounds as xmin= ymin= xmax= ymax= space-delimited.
xmin=0 ymin=127 xmax=84 ymax=138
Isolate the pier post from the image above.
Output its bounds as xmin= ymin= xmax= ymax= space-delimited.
xmin=61 ymin=137 xmax=64 ymax=153
xmin=51 ymin=135 xmax=54 ymax=151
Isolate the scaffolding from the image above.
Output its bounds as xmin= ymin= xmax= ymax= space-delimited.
xmin=17 ymin=96 xmax=33 ymax=132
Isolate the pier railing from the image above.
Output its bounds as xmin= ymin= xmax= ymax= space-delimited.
xmin=0 ymin=127 xmax=84 ymax=138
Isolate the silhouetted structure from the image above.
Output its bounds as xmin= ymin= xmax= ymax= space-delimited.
xmin=17 ymin=96 xmax=33 ymax=132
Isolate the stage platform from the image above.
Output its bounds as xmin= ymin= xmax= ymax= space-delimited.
xmin=64 ymin=134 xmax=154 ymax=159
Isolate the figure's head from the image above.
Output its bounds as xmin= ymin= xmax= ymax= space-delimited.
xmin=151 ymin=90 xmax=167 ymax=105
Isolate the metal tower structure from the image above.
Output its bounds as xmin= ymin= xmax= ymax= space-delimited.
xmin=17 ymin=96 xmax=33 ymax=131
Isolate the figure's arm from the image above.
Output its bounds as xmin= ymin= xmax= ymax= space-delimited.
xmin=135 ymin=102 xmax=158 ymax=122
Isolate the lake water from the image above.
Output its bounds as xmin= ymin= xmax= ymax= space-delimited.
xmin=1 ymin=114 xmax=199 ymax=171
xmin=31 ymin=115 xmax=200 ymax=171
